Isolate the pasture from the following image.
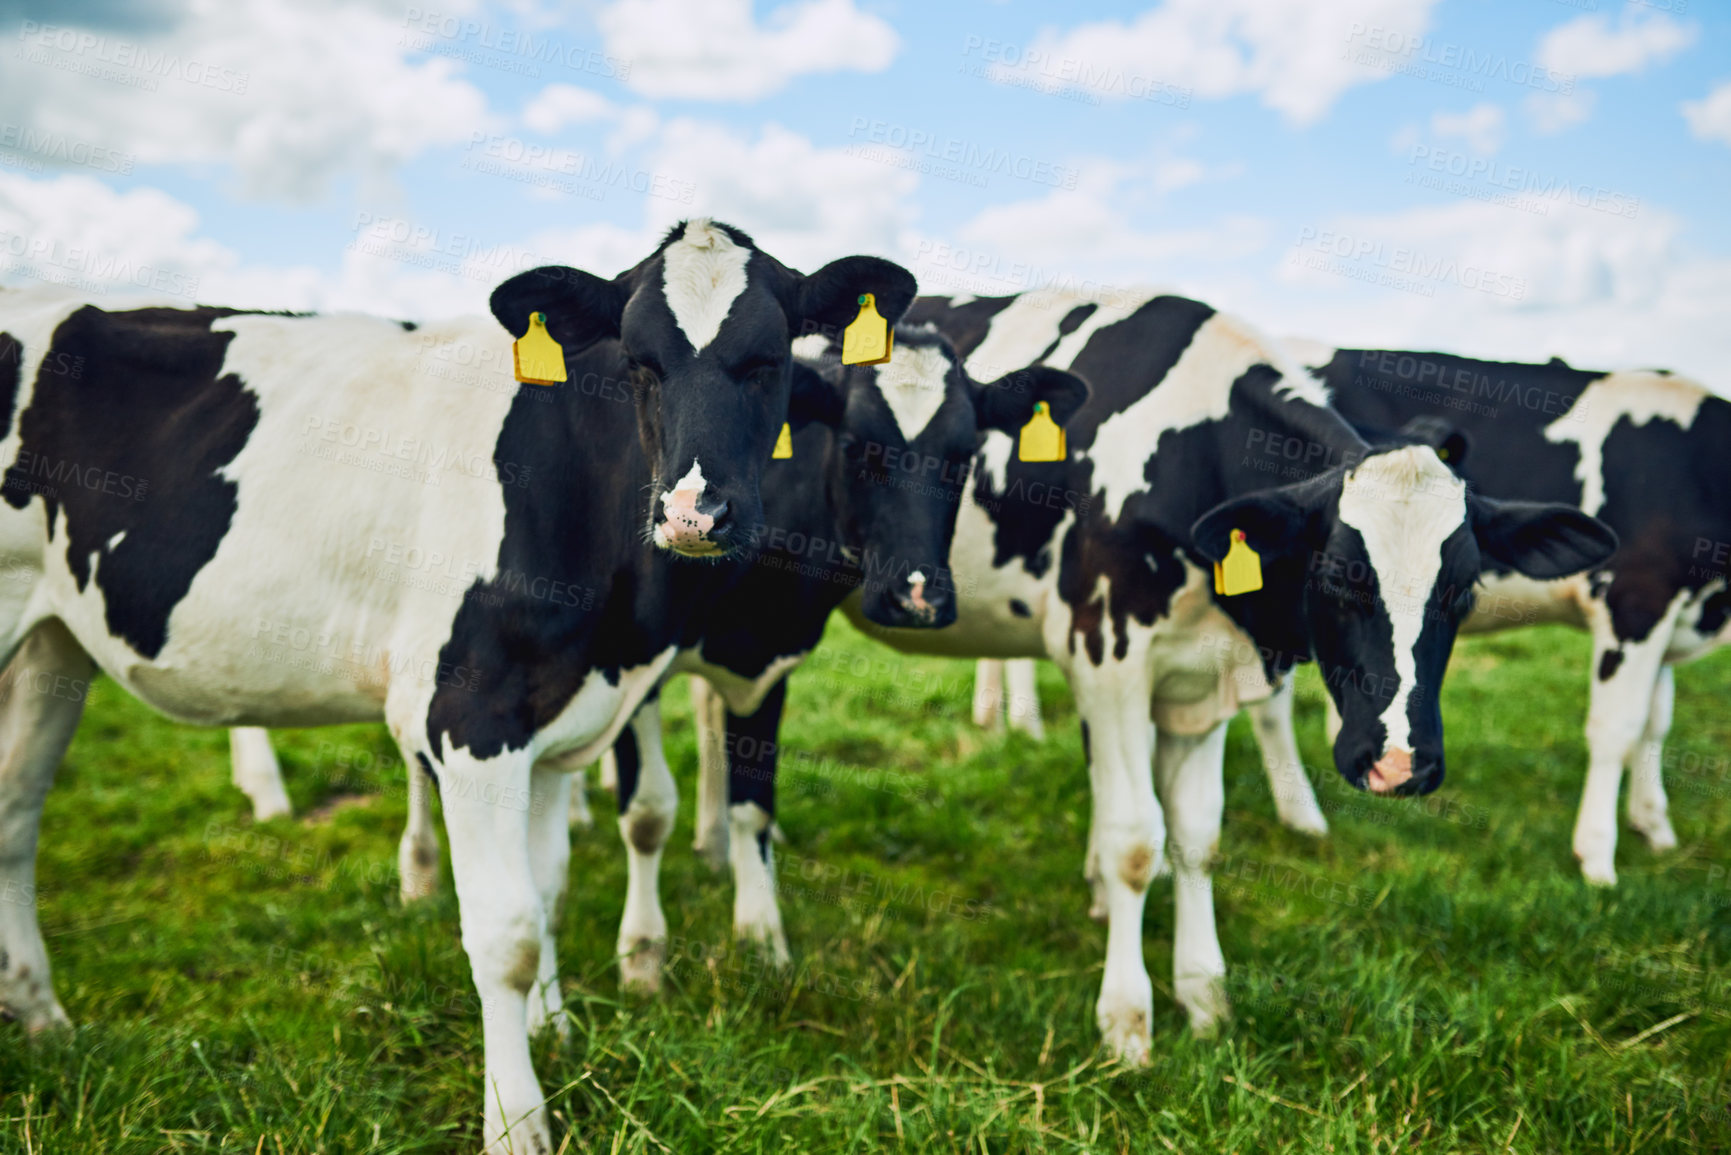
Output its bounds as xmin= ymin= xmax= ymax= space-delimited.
xmin=3 ymin=618 xmax=1729 ymax=1153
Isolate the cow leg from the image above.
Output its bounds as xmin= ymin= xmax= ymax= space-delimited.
xmin=397 ymin=755 xmax=442 ymax=903
xmin=1156 ymin=722 xmax=1230 ymax=1034
xmin=229 ymin=727 xmax=292 ymax=821
xmin=727 ymin=679 xmax=789 ymax=967
xmin=0 ymin=620 xmax=93 ymax=1033
xmin=525 ymin=766 xmax=572 ymax=1040
xmin=1574 ymin=601 xmax=1684 ymax=887
xmin=597 ymin=749 xmax=617 ymax=794
xmin=1071 ymin=667 xmax=1163 ymax=1065
xmin=1245 ymin=681 xmax=1328 ymax=836
xmin=1623 ymin=664 xmax=1678 ymax=852
xmin=690 ymin=676 xmax=729 ymax=871
xmin=1005 ymin=659 xmax=1045 ymax=739
xmin=972 ymin=659 xmax=1005 ymax=730
xmin=566 ymin=767 xmax=592 ymax=830
xmin=614 ymin=699 xmax=676 ymax=992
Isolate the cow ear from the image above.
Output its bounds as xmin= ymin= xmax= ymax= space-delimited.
xmin=789 ymin=256 xmax=918 ymax=344
xmin=787 ymin=360 xmax=845 ymax=429
xmin=973 ymin=366 xmax=1090 ymax=434
xmin=490 ymin=266 xmax=627 ymax=350
xmin=1470 ymin=495 xmax=1618 ymax=579
xmin=1397 ymin=415 xmax=1470 ymax=469
xmin=1192 ymin=485 xmax=1318 ymax=563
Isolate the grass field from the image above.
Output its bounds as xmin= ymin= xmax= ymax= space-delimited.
xmin=3 ymin=619 xmax=1730 ymax=1153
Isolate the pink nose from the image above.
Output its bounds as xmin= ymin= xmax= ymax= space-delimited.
xmin=657 ymin=488 xmax=716 ymax=552
xmin=1367 ymin=748 xmax=1413 ymax=794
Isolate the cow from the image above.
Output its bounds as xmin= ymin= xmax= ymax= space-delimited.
xmin=1232 ymin=345 xmax=1731 ymax=887
xmin=635 ymin=290 xmax=1622 ymax=1064
xmin=0 ymin=218 xmax=919 ymax=1155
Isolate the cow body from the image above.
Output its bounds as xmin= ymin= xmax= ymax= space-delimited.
xmin=1244 ymin=348 xmax=1731 ymax=885
xmin=0 ymin=219 xmax=920 ymax=1155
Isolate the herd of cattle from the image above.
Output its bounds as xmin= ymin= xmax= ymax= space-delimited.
xmin=0 ymin=218 xmax=1724 ymax=1153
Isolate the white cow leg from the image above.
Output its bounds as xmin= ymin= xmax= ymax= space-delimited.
xmin=689 ymin=677 xmax=729 ymax=872
xmin=566 ymin=769 xmax=593 ymax=830
xmin=1082 ymin=776 xmax=1108 ymax=923
xmin=1574 ymin=599 xmax=1684 ymax=887
xmin=972 ymin=659 xmax=1005 ymax=730
xmin=1005 ymin=659 xmax=1045 ymax=739
xmin=616 ymin=700 xmax=676 ymax=993
xmin=1245 ymin=681 xmax=1328 ymax=836
xmin=525 ymin=766 xmax=572 ymax=1040
xmin=1625 ymin=665 xmax=1678 ymax=852
xmin=229 ymin=727 xmax=292 ymax=821
xmin=0 ymin=621 xmax=93 ymax=1032
xmin=597 ymin=750 xmax=618 ymax=794
xmin=729 ymin=802 xmax=789 ymax=967
xmin=1322 ymin=690 xmax=1342 ymax=746
xmin=1156 ymin=722 xmax=1230 ymax=1034
xmin=397 ymin=755 xmax=442 ymax=903
xmin=1072 ymin=665 xmax=1163 ymax=1065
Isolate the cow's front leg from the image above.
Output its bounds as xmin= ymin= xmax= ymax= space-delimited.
xmin=1004 ymin=659 xmax=1046 ymax=739
xmin=1625 ymin=665 xmax=1678 ymax=852
xmin=1245 ymin=681 xmax=1328 ymax=836
xmin=614 ymin=698 xmax=676 ymax=992
xmin=1071 ymin=664 xmax=1163 ymax=1065
xmin=726 ymin=680 xmax=789 ymax=967
xmin=429 ymin=745 xmax=553 ymax=1155
xmin=229 ymin=727 xmax=292 ymax=821
xmin=1155 ymin=722 xmax=1229 ymax=1034
xmin=398 ymin=755 xmax=442 ymax=902
xmin=973 ymin=659 xmax=1005 ymax=730
xmin=525 ymin=766 xmax=572 ymax=1039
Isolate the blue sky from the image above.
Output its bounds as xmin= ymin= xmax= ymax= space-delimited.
xmin=1 ymin=0 xmax=1727 ymax=385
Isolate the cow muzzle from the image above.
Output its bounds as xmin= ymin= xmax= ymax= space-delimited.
xmin=655 ymin=484 xmax=731 ymax=557
xmin=1366 ymin=747 xmax=1412 ymax=794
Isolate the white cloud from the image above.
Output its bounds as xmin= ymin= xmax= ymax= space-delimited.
xmin=596 ymin=0 xmax=899 ymax=102
xmin=1535 ymin=10 xmax=1696 ymax=80
xmin=1 ymin=0 xmax=494 ymax=203
xmin=522 ymin=84 xmax=617 ymax=135
xmin=984 ymin=0 xmax=1441 ymax=126
xmin=1682 ymin=80 xmax=1731 ymax=148
xmin=1430 ymin=103 xmax=1504 ymax=155
xmin=1526 ymin=90 xmax=1596 ymax=135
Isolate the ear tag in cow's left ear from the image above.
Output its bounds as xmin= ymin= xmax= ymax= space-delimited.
xmin=513 ymin=311 xmax=566 ymax=385
xmin=771 ymin=422 xmax=793 ymax=460
xmin=1018 ymin=401 xmax=1066 ymax=463
xmin=1216 ymin=529 xmax=1263 ymax=596
xmin=841 ymin=293 xmax=892 ymax=366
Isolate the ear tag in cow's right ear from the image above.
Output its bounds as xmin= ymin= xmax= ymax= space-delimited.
xmin=513 ymin=311 xmax=567 ymax=385
xmin=1216 ymin=529 xmax=1263 ymax=596
xmin=1017 ymin=401 xmax=1066 ymax=463
xmin=841 ymin=293 xmax=892 ymax=366
xmin=771 ymin=422 xmax=793 ymax=460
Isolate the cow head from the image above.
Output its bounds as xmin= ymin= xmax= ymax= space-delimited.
xmin=788 ymin=327 xmax=1088 ymax=628
xmin=490 ymin=219 xmax=917 ymax=559
xmin=1193 ymin=445 xmax=1616 ymax=795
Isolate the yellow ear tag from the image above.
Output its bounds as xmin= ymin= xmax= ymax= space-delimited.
xmin=513 ymin=311 xmax=567 ymax=385
xmin=841 ymin=292 xmax=892 ymax=366
xmin=1214 ymin=529 xmax=1263 ymax=597
xmin=771 ymin=422 xmax=793 ymax=460
xmin=1017 ymin=401 xmax=1066 ymax=463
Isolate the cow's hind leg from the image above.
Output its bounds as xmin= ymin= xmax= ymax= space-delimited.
xmin=0 ymin=619 xmax=96 ymax=1032
xmin=973 ymin=659 xmax=1005 ymax=730
xmin=525 ymin=766 xmax=572 ymax=1039
xmin=1625 ymin=665 xmax=1678 ymax=852
xmin=229 ymin=727 xmax=292 ymax=820
xmin=398 ymin=755 xmax=442 ymax=902
xmin=689 ymin=676 xmax=730 ymax=871
xmin=726 ymin=679 xmax=789 ymax=967
xmin=1156 ymin=722 xmax=1230 ymax=1034
xmin=1245 ymin=681 xmax=1328 ymax=836
xmin=1004 ymin=659 xmax=1045 ymax=739
xmin=615 ymin=698 xmax=676 ymax=992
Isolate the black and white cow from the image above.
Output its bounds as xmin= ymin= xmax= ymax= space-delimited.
xmin=648 ymin=290 xmax=1620 ymax=1063
xmin=1234 ymin=345 xmax=1731 ymax=887
xmin=0 ymin=219 xmax=919 ymax=1155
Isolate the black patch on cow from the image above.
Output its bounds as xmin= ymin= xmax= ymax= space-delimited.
xmin=903 ymin=295 xmax=1015 ymax=355
xmin=0 ymin=332 xmax=21 ymax=441
xmin=612 ymin=722 xmax=642 ymax=816
xmin=1696 ymin=586 xmax=1731 ymax=638
xmin=1598 ymin=649 xmax=1625 ymax=681
xmin=415 ymin=751 xmax=441 ymax=792
xmin=725 ymin=680 xmax=784 ymax=857
xmin=3 ymin=306 xmax=259 ymax=658
xmin=398 ymin=320 xmax=418 ymax=331
xmin=1033 ymin=303 xmax=1099 ymax=363
xmin=1008 ymin=598 xmax=1031 ymax=618
xmin=1079 ymin=720 xmax=1090 ymax=762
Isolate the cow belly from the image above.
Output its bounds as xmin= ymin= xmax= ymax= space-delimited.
xmin=1462 ymin=573 xmax=1589 ymax=635
xmin=1149 ymin=568 xmax=1275 ymax=735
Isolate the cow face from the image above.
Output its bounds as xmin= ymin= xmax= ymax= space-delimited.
xmin=490 ymin=219 xmax=917 ymax=559
xmin=1194 ymin=445 xmax=1616 ymax=796
xmin=789 ymin=328 xmax=1088 ymax=629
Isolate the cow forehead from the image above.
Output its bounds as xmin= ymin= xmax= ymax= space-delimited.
xmin=660 ymin=220 xmax=753 ymax=353
xmin=1336 ymin=447 xmax=1467 ymax=593
xmin=871 ymin=343 xmax=955 ymax=441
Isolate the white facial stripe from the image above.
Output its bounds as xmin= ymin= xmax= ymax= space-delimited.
xmin=1336 ymin=447 xmax=1467 ymax=753
xmin=1545 ymin=369 xmax=1708 ymax=515
xmin=873 ymin=343 xmax=952 ymax=441
xmin=661 ymin=219 xmax=751 ymax=353
xmin=661 ymin=459 xmax=706 ymax=503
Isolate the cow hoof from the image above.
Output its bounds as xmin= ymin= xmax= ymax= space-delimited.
xmin=694 ymin=827 xmax=729 ymax=873
xmin=1278 ymin=806 xmax=1330 ymax=838
xmin=1087 ymin=895 xmax=1109 ymax=923
xmin=18 ymin=1002 xmax=72 ymax=1035
xmin=1096 ymin=1001 xmax=1152 ymax=1066
xmin=398 ymin=865 xmax=440 ymax=905
xmin=735 ymin=921 xmax=790 ymax=970
xmin=248 ymin=791 xmax=294 ymax=822
xmin=525 ymin=990 xmax=568 ymax=1043
xmin=1576 ymin=855 xmax=1618 ymax=888
xmin=618 ymin=938 xmax=665 ymax=994
xmin=1175 ymin=974 xmax=1229 ymax=1037
xmin=483 ymin=1105 xmax=552 ymax=1155
xmin=1634 ymin=818 xmax=1678 ymax=853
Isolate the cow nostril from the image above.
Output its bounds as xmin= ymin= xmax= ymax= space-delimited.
xmin=703 ymin=500 xmax=729 ymax=529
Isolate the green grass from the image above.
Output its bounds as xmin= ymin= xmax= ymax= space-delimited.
xmin=4 ymin=622 xmax=1730 ymax=1153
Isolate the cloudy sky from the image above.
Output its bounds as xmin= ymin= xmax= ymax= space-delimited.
xmin=1 ymin=0 xmax=1727 ymax=386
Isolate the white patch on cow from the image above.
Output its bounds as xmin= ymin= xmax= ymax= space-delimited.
xmin=872 ymin=343 xmax=951 ymax=441
xmin=908 ymin=569 xmax=926 ymax=584
xmin=661 ymin=458 xmax=706 ymax=504
xmin=790 ymin=333 xmax=830 ymax=360
xmin=661 ymin=219 xmax=751 ymax=353
xmin=1278 ymin=337 xmax=1337 ymax=373
xmin=962 ymin=289 xmax=1156 ymax=383
xmin=1336 ymin=447 xmax=1466 ymax=754
xmin=106 ymin=531 xmax=126 ymax=550
xmin=975 ymin=429 xmax=1014 ymax=496
xmin=1545 ymin=370 xmax=1708 ymax=515
xmin=947 ymin=294 xmax=976 ymax=307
